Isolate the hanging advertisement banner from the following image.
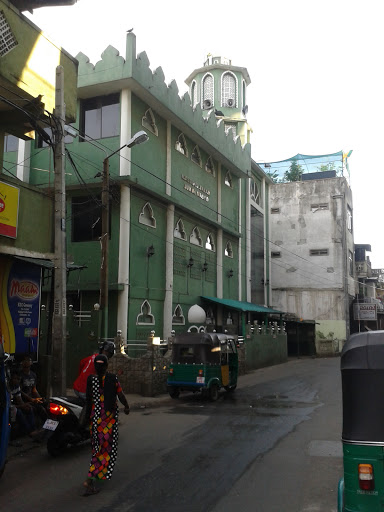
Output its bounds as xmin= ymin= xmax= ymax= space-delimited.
xmin=0 ymin=181 xmax=20 ymax=239
xmin=0 ymin=257 xmax=41 ymax=358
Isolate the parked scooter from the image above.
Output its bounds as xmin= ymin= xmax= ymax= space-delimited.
xmin=43 ymin=395 xmax=89 ymax=457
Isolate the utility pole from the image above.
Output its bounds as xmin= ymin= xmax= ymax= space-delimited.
xmin=52 ymin=65 xmax=67 ymax=395
xmin=100 ymin=156 xmax=110 ymax=339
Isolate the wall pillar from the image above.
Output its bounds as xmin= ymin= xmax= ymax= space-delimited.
xmin=117 ymin=185 xmax=131 ymax=340
xmin=163 ymin=203 xmax=174 ymax=340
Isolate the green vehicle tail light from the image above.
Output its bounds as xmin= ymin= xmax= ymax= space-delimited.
xmin=358 ymin=464 xmax=374 ymax=491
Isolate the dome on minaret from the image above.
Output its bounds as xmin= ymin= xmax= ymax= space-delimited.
xmin=185 ymin=55 xmax=252 ymax=145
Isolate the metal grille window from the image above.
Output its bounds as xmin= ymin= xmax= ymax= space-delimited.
xmin=311 ymin=203 xmax=329 ymax=212
xmin=310 ymin=249 xmax=329 ymax=256
xmin=202 ymin=74 xmax=214 ymax=109
xmin=224 ymin=123 xmax=237 ymax=138
xmin=0 ymin=11 xmax=18 ymax=57
xmin=221 ymin=72 xmax=237 ymax=107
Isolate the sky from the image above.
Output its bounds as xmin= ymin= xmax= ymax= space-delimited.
xmin=25 ymin=0 xmax=384 ymax=267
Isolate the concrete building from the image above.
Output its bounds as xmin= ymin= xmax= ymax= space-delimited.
xmin=269 ymin=169 xmax=356 ymax=355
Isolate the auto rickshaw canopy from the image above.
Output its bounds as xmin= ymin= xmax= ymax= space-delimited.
xmin=341 ymin=331 xmax=384 ymax=442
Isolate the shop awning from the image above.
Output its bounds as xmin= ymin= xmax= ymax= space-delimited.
xmin=201 ymin=296 xmax=283 ymax=315
xmin=14 ymin=256 xmax=86 ymax=271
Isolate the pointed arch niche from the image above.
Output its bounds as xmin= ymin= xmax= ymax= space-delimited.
xmin=190 ymin=226 xmax=203 ymax=247
xmin=174 ymin=218 xmax=186 ymax=240
xmin=139 ymin=202 xmax=156 ymax=228
xmin=172 ymin=304 xmax=185 ymax=325
xmin=191 ymin=145 xmax=202 ymax=167
xmin=225 ymin=241 xmax=233 ymax=258
xmin=175 ymin=133 xmax=188 ymax=156
xmin=224 ymin=171 xmax=233 ymax=188
xmin=205 ymin=156 xmax=215 ymax=176
xmin=190 ymin=80 xmax=198 ymax=108
xmin=142 ymin=108 xmax=158 ymax=136
xmin=205 ymin=233 xmax=215 ymax=252
xmin=136 ymin=300 xmax=155 ymax=325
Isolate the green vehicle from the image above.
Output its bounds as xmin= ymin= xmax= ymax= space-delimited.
xmin=338 ymin=331 xmax=384 ymax=512
xmin=167 ymin=332 xmax=238 ymax=401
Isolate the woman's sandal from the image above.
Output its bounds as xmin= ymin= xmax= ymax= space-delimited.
xmin=82 ymin=481 xmax=100 ymax=497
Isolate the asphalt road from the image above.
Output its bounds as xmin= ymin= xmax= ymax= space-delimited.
xmin=1 ymin=357 xmax=342 ymax=512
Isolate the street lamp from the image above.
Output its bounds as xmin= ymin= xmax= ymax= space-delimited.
xmin=100 ymin=130 xmax=149 ymax=339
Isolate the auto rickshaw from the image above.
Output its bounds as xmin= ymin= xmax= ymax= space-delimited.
xmin=0 ymin=344 xmax=10 ymax=478
xmin=167 ymin=332 xmax=238 ymax=401
xmin=338 ymin=331 xmax=384 ymax=511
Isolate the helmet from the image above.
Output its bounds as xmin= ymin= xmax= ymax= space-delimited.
xmin=99 ymin=340 xmax=115 ymax=358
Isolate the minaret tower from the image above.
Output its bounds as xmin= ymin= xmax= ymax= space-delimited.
xmin=185 ymin=55 xmax=251 ymax=146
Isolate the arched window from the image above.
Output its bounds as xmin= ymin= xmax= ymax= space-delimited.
xmin=205 ymin=233 xmax=215 ymax=252
xmin=202 ymin=73 xmax=214 ymax=110
xmin=190 ymin=226 xmax=203 ymax=247
xmin=172 ymin=304 xmax=185 ymax=325
xmin=142 ymin=108 xmax=158 ymax=136
xmin=224 ymin=123 xmax=237 ymax=138
xmin=250 ymin=179 xmax=260 ymax=205
xmin=225 ymin=241 xmax=233 ymax=258
xmin=205 ymin=156 xmax=215 ymax=176
xmin=139 ymin=202 xmax=156 ymax=228
xmin=174 ymin=218 xmax=186 ymax=240
xmin=191 ymin=145 xmax=202 ymax=167
xmin=221 ymin=72 xmax=237 ymax=108
xmin=190 ymin=80 xmax=198 ymax=108
xmin=175 ymin=133 xmax=188 ymax=156
xmin=136 ymin=300 xmax=155 ymax=325
xmin=225 ymin=171 xmax=233 ymax=188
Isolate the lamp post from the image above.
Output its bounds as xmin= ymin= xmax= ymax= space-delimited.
xmin=100 ymin=130 xmax=149 ymax=340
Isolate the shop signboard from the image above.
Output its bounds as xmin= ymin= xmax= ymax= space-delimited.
xmin=353 ymin=303 xmax=377 ymax=321
xmin=0 ymin=258 xmax=41 ymax=358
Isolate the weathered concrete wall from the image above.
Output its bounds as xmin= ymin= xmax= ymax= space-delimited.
xmin=270 ymin=177 xmax=356 ymax=354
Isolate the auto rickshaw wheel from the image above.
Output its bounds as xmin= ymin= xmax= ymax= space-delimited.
xmin=209 ymin=384 xmax=219 ymax=402
xmin=168 ymin=387 xmax=180 ymax=399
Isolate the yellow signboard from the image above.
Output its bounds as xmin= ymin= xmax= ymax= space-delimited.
xmin=0 ymin=181 xmax=20 ymax=239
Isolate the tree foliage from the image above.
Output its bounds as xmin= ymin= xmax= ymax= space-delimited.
xmin=283 ymin=160 xmax=303 ymax=182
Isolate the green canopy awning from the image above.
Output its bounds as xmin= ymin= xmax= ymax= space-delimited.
xmin=201 ymin=296 xmax=283 ymax=315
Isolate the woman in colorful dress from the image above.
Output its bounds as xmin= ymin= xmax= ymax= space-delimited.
xmin=82 ymin=353 xmax=130 ymax=496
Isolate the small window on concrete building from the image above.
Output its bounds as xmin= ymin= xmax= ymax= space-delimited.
xmin=271 ymin=251 xmax=281 ymax=258
xmin=72 ymin=195 xmax=103 ymax=242
xmin=347 ymin=205 xmax=353 ymax=232
xmin=271 ymin=208 xmax=280 ymax=214
xmin=80 ymin=93 xmax=120 ymax=141
xmin=349 ymin=250 xmax=354 ymax=276
xmin=311 ymin=203 xmax=329 ymax=212
xmin=310 ymin=249 xmax=329 ymax=256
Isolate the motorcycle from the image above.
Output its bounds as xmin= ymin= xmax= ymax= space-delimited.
xmin=43 ymin=395 xmax=89 ymax=457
